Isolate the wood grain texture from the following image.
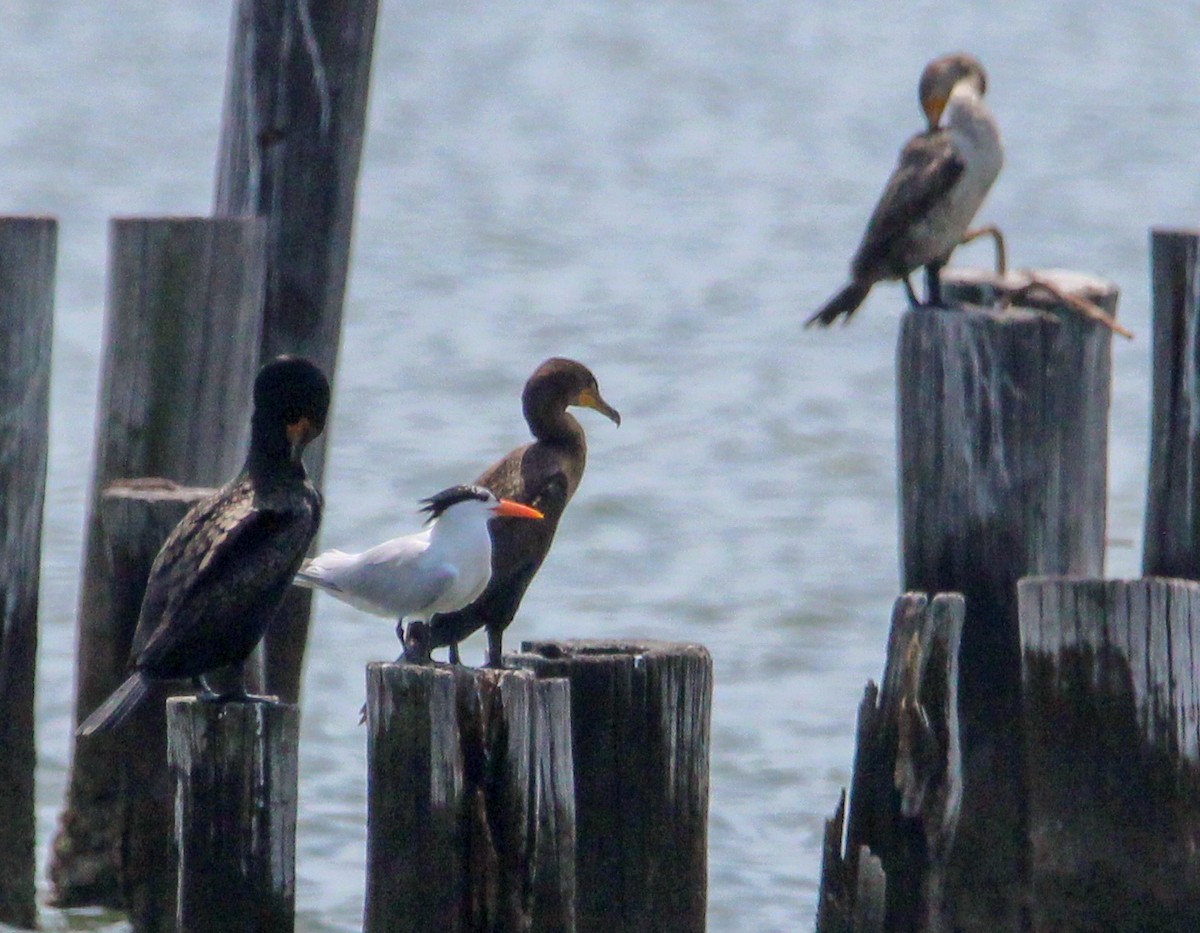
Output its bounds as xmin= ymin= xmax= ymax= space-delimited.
xmin=1144 ymin=230 xmax=1200 ymax=578
xmin=167 ymin=697 xmax=298 ymax=933
xmin=364 ymin=662 xmax=576 ymax=933
xmin=1019 ymin=576 xmax=1200 ymax=932
xmin=213 ymin=0 xmax=379 ymax=702
xmin=0 ymin=216 xmax=56 ymax=929
xmin=50 ymin=217 xmax=265 ymax=913
xmin=512 ymin=640 xmax=713 ymax=933
xmin=898 ymin=269 xmax=1117 ymax=933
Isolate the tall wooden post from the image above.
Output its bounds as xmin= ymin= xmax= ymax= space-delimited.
xmin=168 ymin=698 xmax=299 ymax=933
xmin=1144 ymin=229 xmax=1200 ymax=578
xmin=0 ymin=216 xmax=56 ymax=930
xmin=512 ymin=640 xmax=713 ymax=933
xmin=1019 ymin=576 xmax=1200 ymax=932
xmin=50 ymin=217 xmax=266 ymax=920
xmin=364 ymin=662 xmax=576 ymax=933
xmin=213 ymin=0 xmax=380 ymax=702
xmin=897 ymin=269 xmax=1118 ymax=932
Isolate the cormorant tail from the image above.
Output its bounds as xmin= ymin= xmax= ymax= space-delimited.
xmin=805 ymin=281 xmax=872 ymax=328
xmin=76 ymin=672 xmax=151 ymax=737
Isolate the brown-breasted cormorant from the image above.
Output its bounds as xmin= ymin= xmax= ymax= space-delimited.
xmin=807 ymin=53 xmax=1003 ymax=326
xmin=428 ymin=357 xmax=620 ymax=667
xmin=76 ymin=355 xmax=330 ymax=736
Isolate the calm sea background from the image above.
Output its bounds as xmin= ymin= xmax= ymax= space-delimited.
xmin=3 ymin=1 xmax=1199 ymax=930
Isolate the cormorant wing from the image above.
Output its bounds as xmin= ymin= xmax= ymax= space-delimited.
xmin=851 ymin=130 xmax=965 ymax=277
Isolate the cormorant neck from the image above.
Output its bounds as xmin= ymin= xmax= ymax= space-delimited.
xmin=525 ymin=399 xmax=585 ymax=448
xmin=245 ymin=411 xmax=304 ymax=483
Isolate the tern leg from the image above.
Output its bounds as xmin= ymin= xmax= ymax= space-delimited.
xmin=485 ymin=626 xmax=506 ymax=669
xmin=961 ymin=224 xmax=1007 ymax=276
xmin=404 ymin=620 xmax=433 ymax=666
xmin=903 ymin=276 xmax=921 ymax=309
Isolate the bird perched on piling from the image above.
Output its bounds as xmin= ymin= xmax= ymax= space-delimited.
xmin=77 ymin=355 xmax=331 ymax=736
xmin=806 ymin=52 xmax=1003 ymax=327
xmin=428 ymin=357 xmax=621 ymax=667
xmin=293 ymin=485 xmax=545 ymax=661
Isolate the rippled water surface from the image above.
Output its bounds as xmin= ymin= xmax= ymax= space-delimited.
xmin=4 ymin=2 xmax=1199 ymax=930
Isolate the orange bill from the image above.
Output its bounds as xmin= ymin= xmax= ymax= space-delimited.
xmin=494 ymin=499 xmax=544 ymax=520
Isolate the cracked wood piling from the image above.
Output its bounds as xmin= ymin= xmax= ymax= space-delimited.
xmin=0 ymin=215 xmax=56 ymax=929
xmin=897 ymin=269 xmax=1117 ymax=932
xmin=50 ymin=217 xmax=265 ymax=925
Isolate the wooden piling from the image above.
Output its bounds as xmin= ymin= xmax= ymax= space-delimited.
xmin=0 ymin=216 xmax=56 ymax=930
xmin=364 ymin=662 xmax=576 ymax=933
xmin=511 ymin=640 xmax=713 ymax=933
xmin=1018 ymin=576 xmax=1200 ymax=932
xmin=1144 ymin=229 xmax=1200 ymax=578
xmin=897 ymin=269 xmax=1117 ymax=932
xmin=50 ymin=217 xmax=266 ymax=917
xmin=214 ymin=0 xmax=380 ymax=703
xmin=816 ymin=594 xmax=964 ymax=933
xmin=167 ymin=697 xmax=299 ymax=933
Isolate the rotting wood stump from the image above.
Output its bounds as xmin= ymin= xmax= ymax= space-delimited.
xmin=817 ymin=593 xmax=964 ymax=933
xmin=1019 ymin=576 xmax=1200 ymax=933
xmin=364 ymin=662 xmax=575 ymax=933
xmin=511 ymin=640 xmax=713 ymax=933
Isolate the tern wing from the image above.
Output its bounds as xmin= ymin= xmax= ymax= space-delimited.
xmin=851 ymin=129 xmax=965 ymax=278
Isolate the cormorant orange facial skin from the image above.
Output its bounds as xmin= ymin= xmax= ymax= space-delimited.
xmin=806 ymin=53 xmax=1003 ymax=327
xmin=76 ymin=355 xmax=330 ymax=736
xmin=428 ymin=357 xmax=620 ymax=668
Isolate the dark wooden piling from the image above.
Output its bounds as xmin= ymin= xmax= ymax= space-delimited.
xmin=364 ymin=662 xmax=575 ymax=933
xmin=1144 ymin=229 xmax=1200 ymax=578
xmin=1018 ymin=576 xmax=1200 ymax=932
xmin=897 ymin=269 xmax=1117 ymax=932
xmin=511 ymin=640 xmax=713 ymax=933
xmin=213 ymin=0 xmax=380 ymax=703
xmin=50 ymin=217 xmax=266 ymax=917
xmin=167 ymin=697 xmax=299 ymax=933
xmin=816 ymin=594 xmax=964 ymax=933
xmin=0 ymin=216 xmax=56 ymax=929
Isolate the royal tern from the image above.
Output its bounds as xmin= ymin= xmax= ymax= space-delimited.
xmin=428 ymin=358 xmax=620 ymax=667
xmin=807 ymin=53 xmax=1003 ymax=326
xmin=293 ymin=484 xmax=544 ymax=659
xmin=77 ymin=355 xmax=330 ymax=736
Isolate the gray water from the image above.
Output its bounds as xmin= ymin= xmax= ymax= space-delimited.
xmin=5 ymin=1 xmax=1198 ymax=930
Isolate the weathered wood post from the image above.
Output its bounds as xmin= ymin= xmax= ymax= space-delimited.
xmin=1144 ymin=229 xmax=1200 ymax=577
xmin=1018 ymin=576 xmax=1200 ymax=932
xmin=50 ymin=217 xmax=265 ymax=924
xmin=897 ymin=269 xmax=1118 ymax=932
xmin=364 ymin=662 xmax=576 ymax=933
xmin=0 ymin=216 xmax=56 ymax=930
xmin=213 ymin=0 xmax=380 ymax=702
xmin=816 ymin=594 xmax=964 ymax=933
xmin=168 ymin=697 xmax=299 ymax=933
xmin=511 ymin=640 xmax=713 ymax=933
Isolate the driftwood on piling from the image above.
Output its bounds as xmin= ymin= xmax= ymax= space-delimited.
xmin=364 ymin=662 xmax=575 ymax=933
xmin=0 ymin=216 xmax=56 ymax=930
xmin=816 ymin=593 xmax=964 ymax=933
xmin=213 ymin=0 xmax=380 ymax=703
xmin=1019 ymin=576 xmax=1200 ymax=933
xmin=1144 ymin=229 xmax=1200 ymax=578
xmin=51 ymin=217 xmax=265 ymax=917
xmin=167 ymin=698 xmax=299 ymax=933
xmin=511 ymin=640 xmax=713 ymax=933
xmin=896 ymin=268 xmax=1117 ymax=932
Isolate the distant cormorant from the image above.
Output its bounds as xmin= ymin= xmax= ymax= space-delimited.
xmin=428 ymin=357 xmax=620 ymax=667
xmin=807 ymin=53 xmax=1003 ymax=326
xmin=77 ymin=355 xmax=330 ymax=736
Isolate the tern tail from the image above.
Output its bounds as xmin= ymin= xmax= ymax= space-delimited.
xmin=805 ymin=281 xmax=871 ymax=327
xmin=77 ymin=672 xmax=151 ymax=736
